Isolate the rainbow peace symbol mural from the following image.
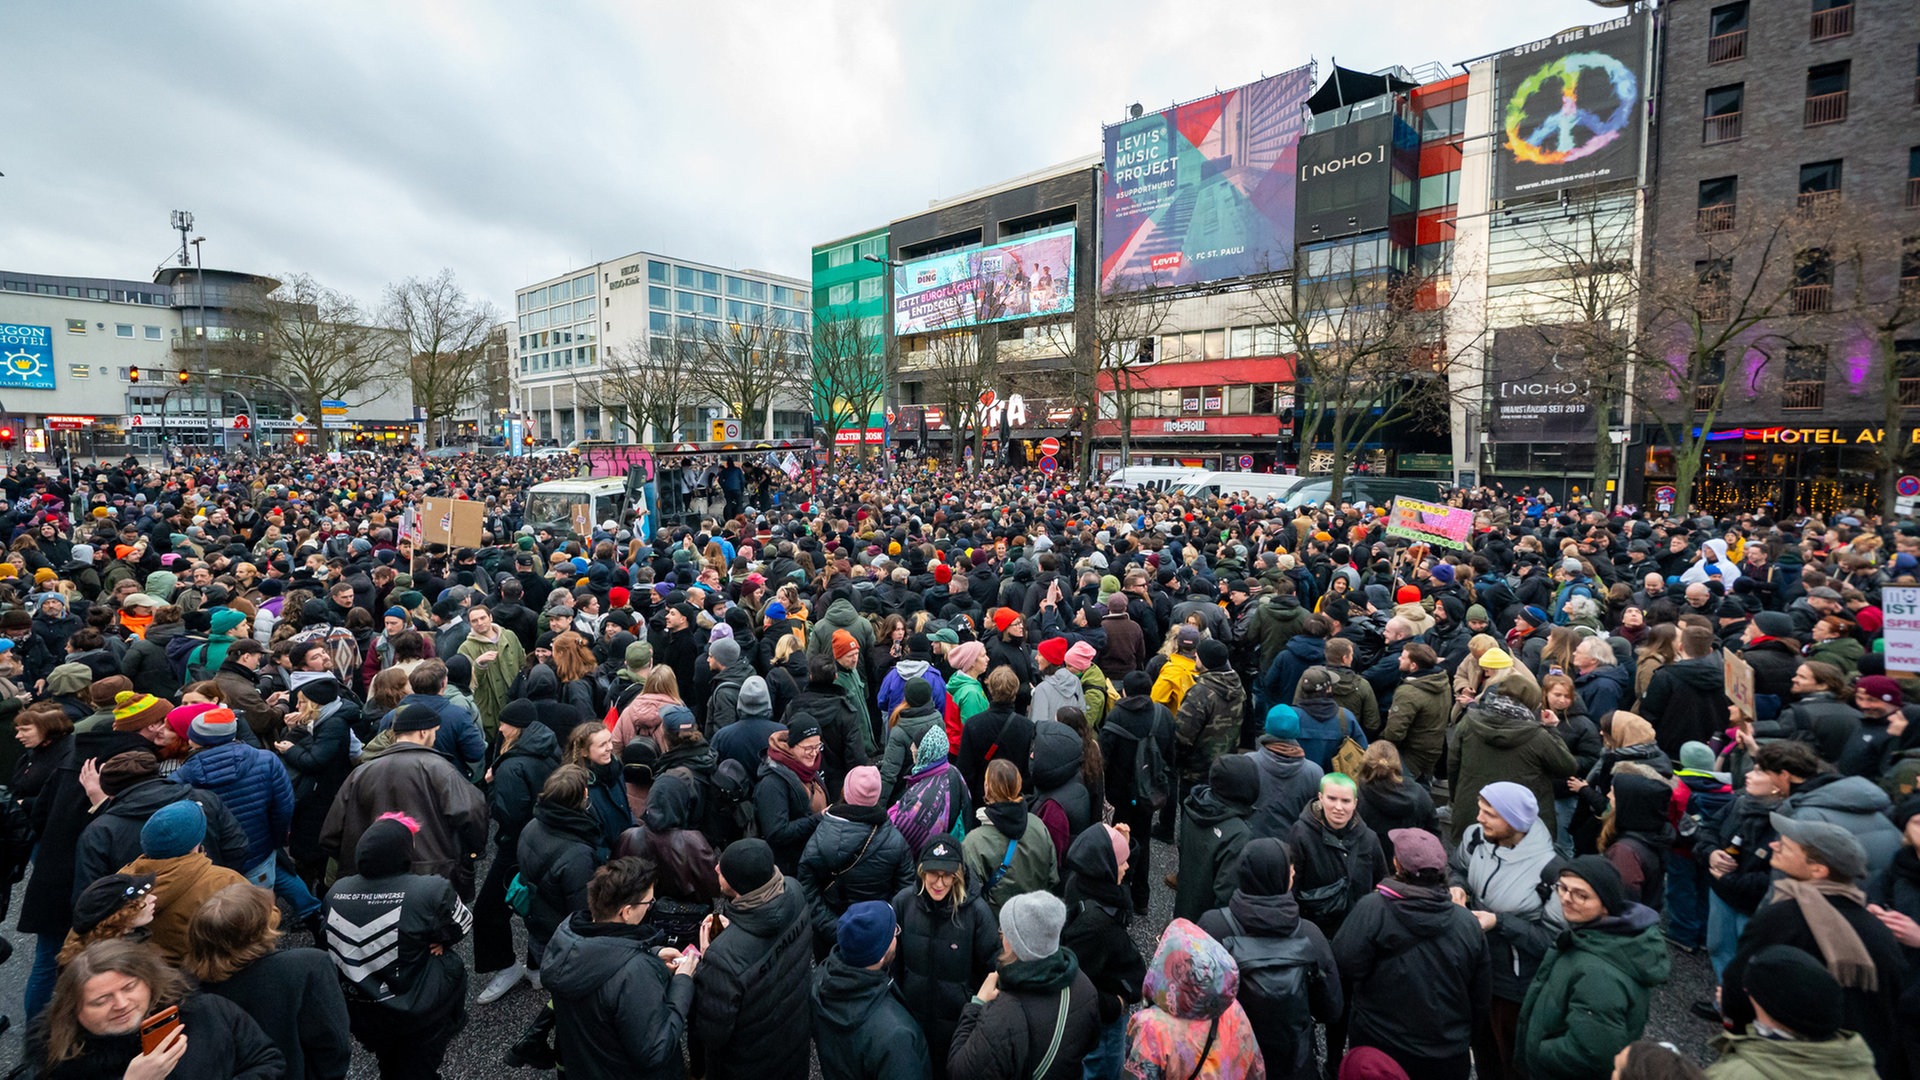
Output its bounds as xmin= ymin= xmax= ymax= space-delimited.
xmin=1493 ymin=16 xmax=1647 ymax=199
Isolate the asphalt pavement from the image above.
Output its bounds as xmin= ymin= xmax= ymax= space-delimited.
xmin=0 ymin=837 xmax=1722 ymax=1078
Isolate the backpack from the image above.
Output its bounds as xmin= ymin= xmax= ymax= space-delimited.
xmin=1329 ymin=710 xmax=1366 ymax=778
xmin=1215 ymin=910 xmax=1320 ymax=1075
xmin=680 ymin=757 xmax=757 ymax=847
xmin=1105 ymin=714 xmax=1171 ymax=810
xmin=1674 ymin=779 xmax=1734 ymax=844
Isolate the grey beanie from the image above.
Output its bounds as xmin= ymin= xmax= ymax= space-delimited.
xmin=709 ymin=637 xmax=741 ymax=667
xmin=999 ymin=891 xmax=1067 ymax=962
xmin=739 ymin=675 xmax=771 ymax=716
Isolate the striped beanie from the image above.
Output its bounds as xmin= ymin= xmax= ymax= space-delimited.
xmin=112 ymin=691 xmax=171 ymax=732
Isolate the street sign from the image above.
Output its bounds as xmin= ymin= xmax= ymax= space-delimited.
xmin=1653 ymin=485 xmax=1677 ymax=509
xmin=1038 ymin=455 xmax=1057 ymax=474
xmin=229 ymin=414 xmax=251 ymax=431
xmin=291 ymin=412 xmax=307 ymax=426
xmin=885 ymin=409 xmax=896 ymax=426
xmin=1038 ymin=437 xmax=1061 ymax=457
xmin=710 ymin=418 xmax=743 ymax=442
xmin=44 ymin=415 xmax=94 ymax=430
xmin=1238 ymin=454 xmax=1254 ymax=470
xmin=1898 ymin=476 xmax=1920 ymax=498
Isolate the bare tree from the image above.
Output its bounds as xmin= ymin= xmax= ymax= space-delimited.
xmin=249 ymin=273 xmax=402 ymax=448
xmin=687 ymin=309 xmax=810 ymax=439
xmin=1837 ymin=230 xmax=1920 ymax=512
xmin=383 ymin=269 xmax=500 ymax=446
xmin=810 ymin=305 xmax=887 ymax=464
xmin=1243 ymin=250 xmax=1468 ymax=505
xmin=1042 ymin=281 xmax=1176 ymax=480
xmin=584 ymin=334 xmax=701 ymax=443
xmin=912 ymin=329 xmax=994 ymax=468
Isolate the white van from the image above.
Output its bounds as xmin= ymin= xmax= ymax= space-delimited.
xmin=1172 ymin=472 xmax=1308 ymax=504
xmin=1104 ymin=466 xmax=1208 ymax=491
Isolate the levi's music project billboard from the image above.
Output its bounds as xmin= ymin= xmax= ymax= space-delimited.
xmin=891 ymin=225 xmax=1077 ymax=336
xmin=1494 ymin=15 xmax=1648 ymax=200
xmin=1100 ymin=66 xmax=1313 ymax=291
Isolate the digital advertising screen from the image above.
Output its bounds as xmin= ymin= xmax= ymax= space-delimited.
xmin=891 ymin=225 xmax=1076 ymax=335
xmin=1494 ymin=15 xmax=1648 ymax=200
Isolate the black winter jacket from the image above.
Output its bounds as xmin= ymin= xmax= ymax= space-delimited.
xmin=891 ymin=881 xmax=999 ymax=1071
xmin=517 ymin=801 xmax=607 ymax=947
xmin=796 ymin=803 xmax=916 ymax=948
xmin=755 ymin=757 xmax=821 ymax=873
xmin=947 ymin=949 xmax=1102 ymax=1080
xmin=1332 ymin=879 xmax=1492 ymax=1061
xmin=542 ymin=913 xmax=695 ymax=1080
xmin=1059 ymin=828 xmax=1145 ymax=1025
xmin=692 ymin=880 xmax=814 ymax=1080
xmin=38 ymin=992 xmax=284 ymax=1080
xmin=18 ymin=729 xmax=148 ymax=936
xmin=201 ymin=946 xmax=352 ymax=1080
xmin=73 ymin=777 xmax=249 ymax=903
xmin=486 ymin=721 xmax=561 ymax=855
xmin=812 ymin=950 xmax=933 ymax=1080
xmin=784 ymin=686 xmax=870 ymax=802
xmin=957 ymin=705 xmax=1035 ymax=810
xmin=1286 ymin=801 xmax=1389 ymax=939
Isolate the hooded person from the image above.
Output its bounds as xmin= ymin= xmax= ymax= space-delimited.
xmin=1027 ymin=636 xmax=1087 ymax=728
xmin=1287 ymin=773 xmax=1389 ymax=941
xmin=947 ymin=891 xmax=1102 ymax=1080
xmin=1175 ymin=754 xmax=1261 ymax=922
xmin=1197 ymin=838 xmax=1343 ymax=1080
xmin=1514 ymin=857 xmax=1672 ymax=1080
xmin=1123 ymin=918 xmax=1267 ymax=1080
xmin=1447 ymin=680 xmax=1576 ymax=843
xmin=1600 ymin=770 xmax=1677 ymax=910
xmin=1059 ymin=824 xmax=1145 ymax=1080
xmin=880 ymin=677 xmax=945 ymax=800
xmin=1028 ymin=718 xmax=1094 ymax=860
xmin=1245 ymin=705 xmax=1326 ymax=842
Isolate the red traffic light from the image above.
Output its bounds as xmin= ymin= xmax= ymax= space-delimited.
xmin=293 ymin=432 xmax=308 ymax=445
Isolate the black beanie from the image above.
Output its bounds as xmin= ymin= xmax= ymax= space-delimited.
xmin=1561 ymin=855 xmax=1626 ymax=917
xmin=718 ymin=838 xmax=777 ymax=895
xmin=356 ymin=815 xmax=416 ymax=877
xmin=498 ymin=698 xmax=540 ymax=732
xmin=1744 ymin=945 xmax=1844 ymax=1039
xmin=1210 ymin=753 xmax=1260 ymax=808
xmin=1197 ymin=638 xmax=1231 ymax=673
xmin=904 ymin=678 xmax=933 ymax=708
xmin=621 ymin=738 xmax=659 ymax=785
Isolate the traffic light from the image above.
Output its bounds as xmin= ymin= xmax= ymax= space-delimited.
xmin=128 ymin=366 xmax=140 ymax=384
xmin=176 ymin=369 xmax=190 ymax=385
xmin=0 ymin=428 xmax=14 ymax=449
xmin=293 ymin=431 xmax=307 ymax=445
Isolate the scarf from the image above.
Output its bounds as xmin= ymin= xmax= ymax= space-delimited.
xmin=768 ymin=734 xmax=821 ymax=786
xmin=119 ymin=611 xmax=153 ymax=640
xmin=1770 ymin=877 xmax=1878 ymax=991
xmin=725 ymin=869 xmax=786 ymax=915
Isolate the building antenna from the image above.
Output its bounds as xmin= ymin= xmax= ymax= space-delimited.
xmin=170 ymin=210 xmax=195 ymax=268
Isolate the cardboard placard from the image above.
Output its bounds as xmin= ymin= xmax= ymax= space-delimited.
xmin=570 ymin=502 xmax=592 ymax=538
xmin=1723 ymin=649 xmax=1756 ymax=721
xmin=417 ymin=496 xmax=486 ymax=549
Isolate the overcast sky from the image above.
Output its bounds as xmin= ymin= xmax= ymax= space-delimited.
xmin=7 ymin=0 xmax=1615 ymax=315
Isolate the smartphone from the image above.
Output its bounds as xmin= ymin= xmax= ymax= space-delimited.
xmin=140 ymin=1005 xmax=181 ymax=1054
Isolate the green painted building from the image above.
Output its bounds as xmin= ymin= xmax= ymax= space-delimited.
xmin=809 ymin=226 xmax=888 ymax=454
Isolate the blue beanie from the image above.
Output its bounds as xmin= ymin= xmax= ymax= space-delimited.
xmin=1520 ymin=605 xmax=1549 ymax=626
xmin=384 ymin=606 xmax=408 ymax=621
xmin=141 ymin=800 xmax=208 ymax=859
xmin=765 ymin=601 xmax=786 ymax=622
xmin=836 ymin=900 xmax=896 ymax=967
xmin=1264 ymin=703 xmax=1301 ymax=741
xmin=570 ymin=556 xmax=589 ymax=574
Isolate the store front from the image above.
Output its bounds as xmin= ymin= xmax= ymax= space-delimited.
xmin=1644 ymin=424 xmax=1898 ymax=516
xmin=1093 ymin=415 xmax=1284 ymax=474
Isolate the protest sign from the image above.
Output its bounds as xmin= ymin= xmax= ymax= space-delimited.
xmin=1384 ymin=496 xmax=1474 ymax=549
xmin=1883 ymin=586 xmax=1920 ymax=673
xmin=417 ymin=496 xmax=485 ymax=549
xmin=1723 ymin=650 xmax=1756 ymax=721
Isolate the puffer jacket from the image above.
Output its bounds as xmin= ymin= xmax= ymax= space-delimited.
xmin=542 ymin=913 xmax=694 ymax=1080
xmin=1060 ymin=827 xmax=1145 ymax=1027
xmin=73 ymin=777 xmax=251 ymax=904
xmin=1514 ymin=904 xmax=1671 ymax=1080
xmin=878 ymin=659 xmax=949 ymax=721
xmin=614 ymin=691 xmax=680 ymax=750
xmin=1448 ymin=818 xmax=1568 ymax=1000
xmin=170 ymin=741 xmax=296 ymax=867
xmin=1782 ymin=772 xmax=1903 ymax=877
xmin=892 ymin=880 xmax=999 ymax=1069
xmin=785 ymin=685 xmax=871 ymax=802
xmin=796 ymin=803 xmax=916 ymax=948
xmin=1261 ymin=634 xmax=1325 ymax=710
xmin=691 ymin=878 xmax=814 ymax=1080
xmin=1447 ymin=690 xmax=1577 ymax=842
xmin=948 ymin=947 xmax=1101 ymax=1080
xmin=960 ymin=799 xmax=1059 ymax=912
xmin=517 ymin=800 xmax=607 ymax=948
xmin=1124 ymin=918 xmax=1266 ymax=1080
xmin=486 ymin=720 xmax=562 ymax=854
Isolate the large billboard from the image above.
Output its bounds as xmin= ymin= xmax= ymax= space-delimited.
xmin=1101 ymin=66 xmax=1314 ymax=291
xmin=1296 ymin=113 xmax=1399 ymax=243
xmin=892 ymin=225 xmax=1076 ymax=335
xmin=1488 ymin=326 xmax=1597 ymax=442
xmin=1494 ymin=15 xmax=1648 ymax=200
xmin=0 ymin=324 xmax=56 ymax=390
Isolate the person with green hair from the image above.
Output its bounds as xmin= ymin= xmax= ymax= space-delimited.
xmin=1286 ymin=772 xmax=1389 ymax=940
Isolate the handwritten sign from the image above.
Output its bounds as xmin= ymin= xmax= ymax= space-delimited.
xmin=1883 ymin=586 xmax=1920 ymax=673
xmin=1723 ymin=649 xmax=1756 ymax=721
xmin=1384 ymin=496 xmax=1474 ymax=549
xmin=417 ymin=497 xmax=485 ymax=549
xmin=570 ymin=502 xmax=593 ymax=538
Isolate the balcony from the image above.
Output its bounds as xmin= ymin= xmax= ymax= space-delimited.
xmin=1903 ymin=378 xmax=1920 ymax=408
xmin=1908 ymin=177 xmax=1920 ymax=210
xmin=1696 ymin=204 xmax=1738 ymax=234
xmin=1782 ymin=381 xmax=1826 ymax=410
xmin=1697 ymin=292 xmax=1731 ymax=322
xmin=1792 ymin=282 xmax=1834 ymax=314
xmin=1804 ymin=90 xmax=1849 ymax=126
xmin=1694 ymin=385 xmax=1720 ymax=412
xmin=1708 ymin=29 xmax=1747 ymax=65
xmin=1702 ymin=112 xmax=1743 ymax=144
xmin=1797 ymin=189 xmax=1844 ymax=216
xmin=1811 ymin=3 xmax=1853 ymax=41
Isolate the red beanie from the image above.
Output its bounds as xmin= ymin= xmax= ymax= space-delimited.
xmin=993 ymin=607 xmax=1019 ymax=634
xmin=1395 ymin=585 xmax=1422 ymax=605
xmin=609 ymin=586 xmax=630 ymax=609
xmin=1036 ymin=637 xmax=1069 ymax=668
xmin=933 ymin=563 xmax=953 ymax=585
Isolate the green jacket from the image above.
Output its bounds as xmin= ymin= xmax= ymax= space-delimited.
xmin=459 ymin=629 xmax=524 ymax=738
xmin=1447 ymin=692 xmax=1578 ymax=842
xmin=960 ymin=803 xmax=1059 ymax=913
xmin=1381 ymin=668 xmax=1451 ymax=779
xmin=1323 ymin=666 xmax=1381 ymax=740
xmin=1076 ymin=665 xmax=1111 ymax=728
xmin=1248 ymin=596 xmax=1310 ymax=671
xmin=1806 ymin=636 xmax=1864 ymax=676
xmin=1704 ymin=1030 xmax=1879 ymax=1080
xmin=948 ymin=670 xmax=990 ymax=723
xmin=1515 ymin=907 xmax=1671 ymax=1080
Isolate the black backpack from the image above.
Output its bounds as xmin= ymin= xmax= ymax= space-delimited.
xmin=700 ymin=757 xmax=759 ymax=846
xmin=1215 ymin=911 xmax=1320 ymax=1075
xmin=1105 ymin=712 xmax=1171 ymax=810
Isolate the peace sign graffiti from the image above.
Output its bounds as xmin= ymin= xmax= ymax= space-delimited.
xmin=1503 ymin=50 xmax=1638 ymax=166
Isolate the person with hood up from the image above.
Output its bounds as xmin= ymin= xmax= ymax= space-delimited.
xmin=1122 ymin=918 xmax=1265 ymax=1080
xmin=1680 ymin=537 xmax=1742 ymax=586
xmin=1781 ymin=764 xmax=1904 ymax=878
xmin=1448 ymin=781 xmax=1569 ymax=1080
xmin=809 ymin=592 xmax=876 ymax=665
xmin=1198 ymin=837 xmax=1342 ymax=1080
xmin=1514 ymin=857 xmax=1672 ymax=1080
xmin=1600 ymin=769 xmax=1677 ymax=910
xmin=1030 ymin=718 xmax=1094 ymax=859
xmin=1101 ymin=670 xmax=1176 ymax=907
xmin=798 ymin=764 xmax=916 ymax=956
xmin=636 ymin=709 xmax=723 ymax=905
xmin=1176 ymin=754 xmax=1261 ymax=922
xmin=324 ymin=813 xmax=474 ymax=1079
xmin=73 ymin=746 xmax=251 ymax=904
xmin=813 ymin=900 xmax=933 ymax=1080
xmin=541 ymin=856 xmax=702 ymax=1080
xmin=878 ymin=633 xmax=950 ymax=721
xmin=889 ymin=724 xmax=970 ymax=858
xmin=1061 ymin=824 xmax=1146 ymax=1080
xmin=473 ymin=699 xmax=560 ymax=1004
xmin=1291 ymin=667 xmax=1368 ymax=774
xmin=1333 ymin=827 xmax=1491 ymax=1080
xmin=881 ymin=677 xmax=944 ymax=799
xmin=1029 ymin=636 xmax=1087 ymax=727
xmin=517 ymin=764 xmax=611 ymax=976
xmin=962 ymin=758 xmax=1059 ymax=912
xmin=1244 ymin=705 xmax=1324 ymax=844
xmin=948 ymin=890 xmax=1102 ymax=1080
xmin=1568 ymin=712 xmax=1671 ymax=854
xmin=692 ymin=838 xmax=815 ymax=1080
xmin=892 ymin=838 xmax=998 ymax=1078
xmin=1447 ymin=678 xmax=1575 ymax=843
xmin=1706 ymin=945 xmax=1880 ymax=1080
xmin=1287 ymin=773 xmax=1388 ymax=942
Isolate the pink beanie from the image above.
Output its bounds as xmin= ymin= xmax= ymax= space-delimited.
xmin=843 ymin=766 xmax=883 ymax=807
xmin=947 ymin=641 xmax=986 ymax=673
xmin=1104 ymin=823 xmax=1130 ymax=874
xmin=1065 ymin=641 xmax=1097 ymax=673
xmin=165 ymin=702 xmax=218 ymax=743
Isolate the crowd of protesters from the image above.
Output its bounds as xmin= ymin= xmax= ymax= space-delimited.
xmin=0 ymin=444 xmax=1912 ymax=1080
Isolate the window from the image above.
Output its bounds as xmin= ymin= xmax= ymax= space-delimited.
xmin=115 ymin=323 xmax=133 ymax=338
xmin=1805 ymin=61 xmax=1850 ymax=125
xmin=1204 ymin=330 xmax=1226 ymax=361
xmin=826 ymin=246 xmax=854 ymax=268
xmin=1907 ymin=148 xmax=1920 ymax=209
xmin=772 ymin=286 xmax=794 ymax=305
xmin=858 ymin=278 xmax=882 ymax=302
xmin=2 ymin=280 xmax=24 ymax=291
xmin=1696 ymin=259 xmax=1733 ymax=320
xmin=1704 ymin=84 xmax=1743 ymax=143
xmin=1417 ymin=171 xmax=1459 ymax=209
xmin=858 ymin=316 xmax=883 ymax=339
xmin=1904 ymin=237 xmax=1920 ymax=291
xmin=1419 ymin=98 xmax=1465 ymax=142
xmin=572 ymin=275 xmax=594 ymax=297
xmin=648 ymin=261 xmax=668 ymax=283
xmin=1710 ymin=3 xmax=1749 ymax=63
xmin=676 ymin=291 xmax=697 ymax=313
xmin=649 ymin=312 xmax=670 ymax=334
xmin=87 ymin=288 xmax=106 ymax=300
xmin=1799 ymin=159 xmax=1844 ymax=213
xmin=1228 ymin=385 xmax=1254 ymax=414
xmin=1698 ymin=176 xmax=1738 ymax=233
xmin=828 ymin=283 xmax=855 ymax=306
xmin=1229 ymin=327 xmax=1255 ymax=358
xmin=65 ymin=319 xmax=85 ymax=334
xmin=1793 ymin=248 xmax=1834 ymax=313
xmin=649 ymin=286 xmax=669 ymax=308
xmin=675 ymin=266 xmax=697 ymax=289
xmin=1782 ymin=345 xmax=1828 ymax=408
xmin=1811 ymin=0 xmax=1853 ymax=41
xmin=858 ymin=237 xmax=887 ymax=261
xmin=144 ymin=326 xmax=161 ymax=340
xmin=700 ymin=294 xmax=720 ymax=316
